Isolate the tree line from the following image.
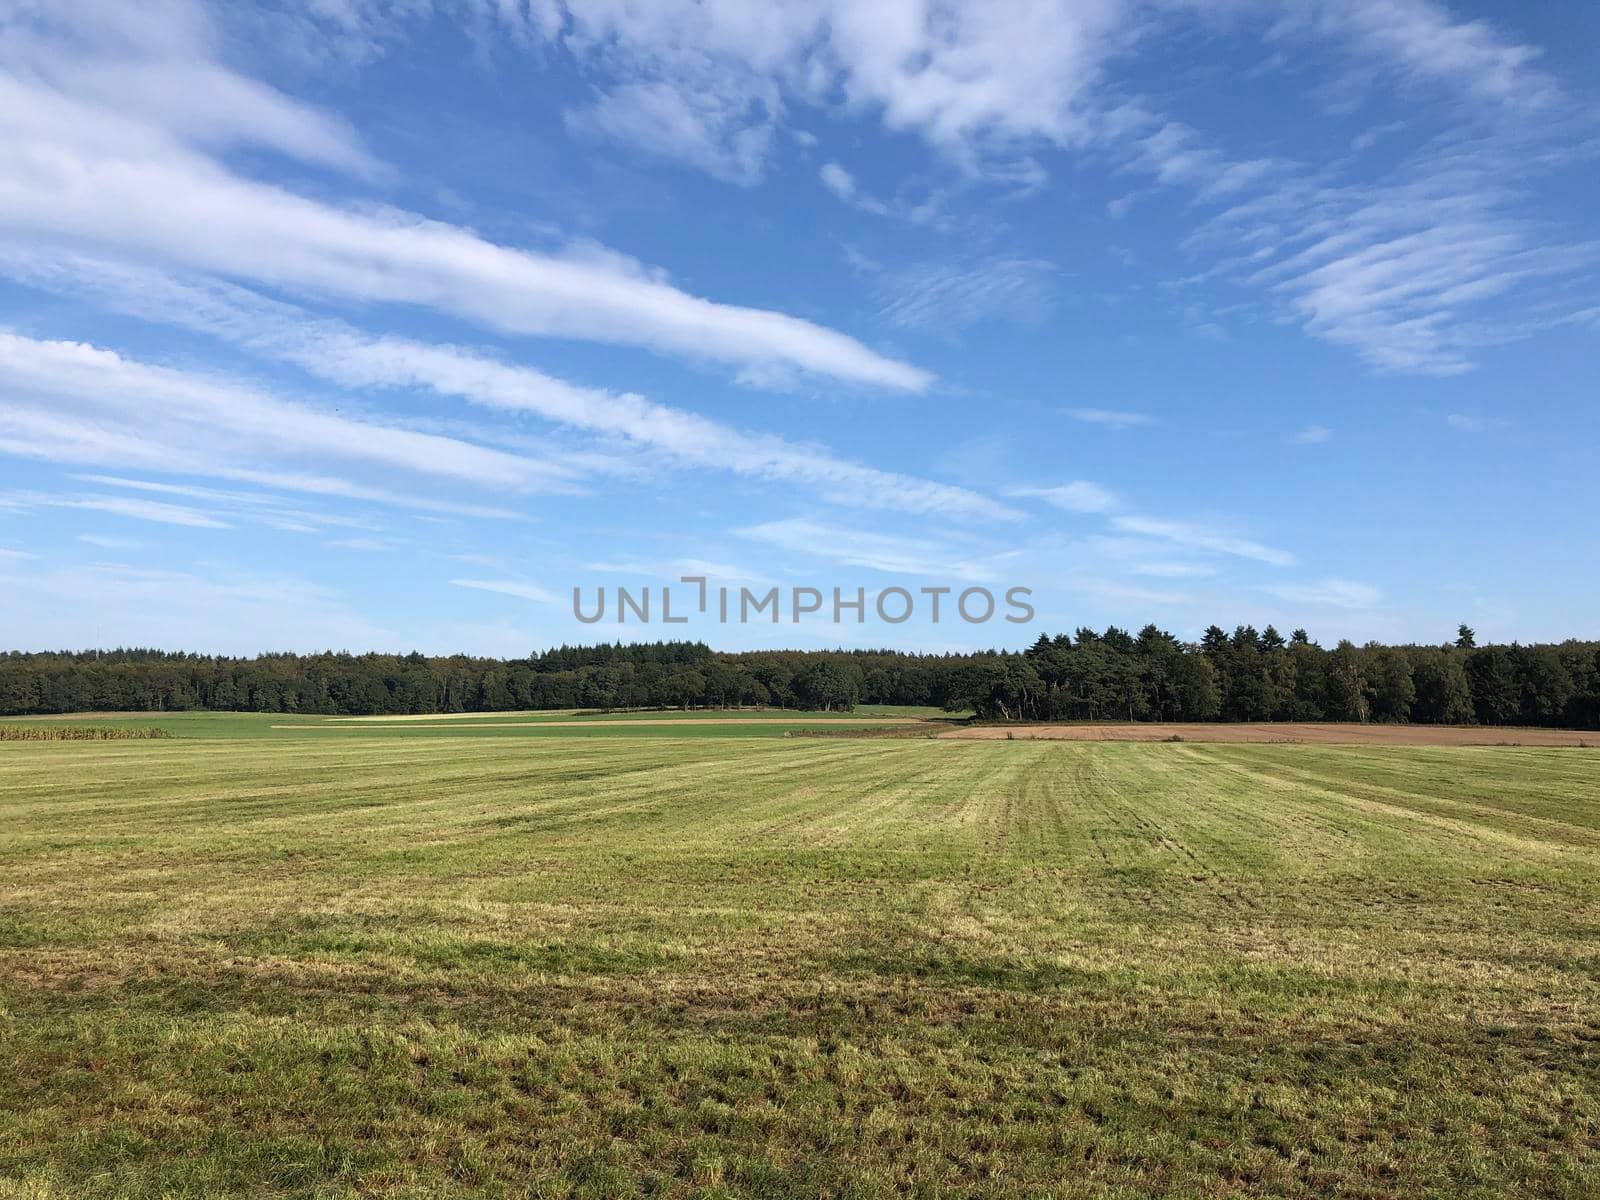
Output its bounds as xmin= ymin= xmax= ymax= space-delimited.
xmin=1 ymin=624 xmax=1596 ymax=728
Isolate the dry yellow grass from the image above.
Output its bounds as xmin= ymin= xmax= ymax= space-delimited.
xmin=1 ymin=732 xmax=1597 ymax=1197
xmin=942 ymin=720 xmax=1599 ymax=746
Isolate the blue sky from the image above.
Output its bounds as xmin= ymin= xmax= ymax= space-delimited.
xmin=1 ymin=0 xmax=1596 ymax=655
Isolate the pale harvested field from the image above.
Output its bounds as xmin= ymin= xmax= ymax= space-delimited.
xmin=330 ymin=709 xmax=584 ymax=722
xmin=942 ymin=721 xmax=1599 ymax=746
xmin=273 ymin=716 xmax=921 ymax=730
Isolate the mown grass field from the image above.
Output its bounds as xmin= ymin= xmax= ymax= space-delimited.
xmin=1 ymin=706 xmax=953 ymax=741
xmin=1 ymin=726 xmax=1597 ymax=1198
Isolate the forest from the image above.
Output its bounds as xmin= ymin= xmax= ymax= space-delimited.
xmin=4 ymin=624 xmax=1598 ymax=729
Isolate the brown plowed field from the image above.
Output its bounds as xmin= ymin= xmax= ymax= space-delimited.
xmin=939 ymin=722 xmax=1597 ymax=746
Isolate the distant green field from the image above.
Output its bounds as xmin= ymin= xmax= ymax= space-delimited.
xmin=4 ymin=705 xmax=958 ymax=740
xmin=1 ymin=735 xmax=1596 ymax=1198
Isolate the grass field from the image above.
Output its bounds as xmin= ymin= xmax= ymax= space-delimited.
xmin=1 ymin=706 xmax=954 ymax=741
xmin=1 ymin=725 xmax=1597 ymax=1198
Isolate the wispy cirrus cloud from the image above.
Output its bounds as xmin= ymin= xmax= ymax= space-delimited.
xmin=818 ymin=162 xmax=951 ymax=227
xmin=451 ymin=578 xmax=562 ymax=605
xmin=58 ymin=495 xmax=232 ymax=529
xmin=14 ymin=475 xmax=411 ymax=538
xmin=1110 ymin=514 xmax=1295 ymax=567
xmin=1230 ymin=164 xmax=1592 ymax=375
xmin=1063 ymin=408 xmax=1154 ymax=429
xmin=1149 ymin=104 xmax=1595 ymax=377
xmin=0 ymin=6 xmax=930 ymax=393
xmin=566 ymin=80 xmax=777 ymax=186
xmin=1445 ymin=412 xmax=1507 ymax=434
xmin=1267 ymin=578 xmax=1381 ymax=610
xmin=67 ymin=472 xmax=509 ymax=524
xmin=543 ymin=1 xmax=1131 ymax=182
xmin=1269 ymin=0 xmax=1558 ymax=109
xmin=0 ymin=252 xmax=1013 ymax=522
xmin=1006 ymin=481 xmax=1120 ymax=514
xmin=0 ymin=332 xmax=575 ymax=506
xmin=1130 ymin=120 xmax=1289 ymax=200
xmin=874 ymin=255 xmax=1057 ymax=332
xmin=2 ymin=0 xmax=385 ymax=177
xmin=1010 ymin=488 xmax=1291 ymax=568
xmin=1077 ymin=534 xmax=1218 ymax=579
xmin=319 ymin=0 xmax=1563 ymax=184
xmin=738 ymin=518 xmax=1000 ymax=582
xmin=7 ymin=0 xmax=1582 ymax=402
xmin=77 ymin=533 xmax=143 ymax=551
xmin=819 ymin=162 xmax=892 ymax=217
xmin=2 ymin=489 xmax=229 ymax=529
xmin=210 ymin=0 xmax=1587 ymax=384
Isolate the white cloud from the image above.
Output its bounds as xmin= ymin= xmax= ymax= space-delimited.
xmin=1077 ymin=535 xmax=1218 ymax=581
xmin=875 ymin=256 xmax=1057 ymax=332
xmin=818 ymin=161 xmax=896 ymax=217
xmin=1279 ymin=0 xmax=1556 ymax=109
xmin=584 ymin=558 xmax=781 ymax=590
xmin=1110 ymin=514 xmax=1295 ymax=566
xmin=1167 ymin=127 xmax=1594 ymax=375
xmin=566 ymin=80 xmax=775 ymax=185
xmin=0 ymin=19 xmax=930 ymax=392
xmin=1292 ymin=424 xmax=1332 ymax=444
xmin=1132 ymin=120 xmax=1288 ymax=199
xmin=1268 ymin=578 xmax=1381 ymax=610
xmin=738 ymin=518 xmax=998 ymax=581
xmin=1097 ymin=10 xmax=1590 ymax=378
xmin=671 ymin=559 xmax=780 ymax=589
xmin=539 ymin=0 xmax=1134 ymax=183
xmin=451 ymin=578 xmax=562 ymax=605
xmin=77 ymin=534 xmax=143 ymax=550
xmin=1130 ymin=561 xmax=1215 ymax=579
xmin=1446 ymin=413 xmax=1492 ymax=433
xmin=819 ymin=161 xmax=855 ymax=200
xmin=66 ymin=473 xmax=505 ymax=530
xmin=4 ymin=488 xmax=231 ymax=530
xmin=1007 ymin=482 xmax=1120 ymax=514
xmin=6 ymin=0 xmax=1580 ymax=391
xmin=55 ymin=494 xmax=232 ymax=529
xmin=1065 ymin=575 xmax=1193 ymax=607
xmin=0 ymin=332 xmax=575 ymax=503
xmin=0 ymin=0 xmax=385 ymax=177
xmin=1064 ymin=408 xmax=1153 ymax=429
xmin=300 ymin=333 xmax=996 ymax=513
xmin=1 ymin=253 xmax=1012 ymax=521
xmin=299 ymin=1 xmax=1556 ymax=182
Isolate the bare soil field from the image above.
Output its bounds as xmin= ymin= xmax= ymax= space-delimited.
xmin=941 ymin=721 xmax=1599 ymax=746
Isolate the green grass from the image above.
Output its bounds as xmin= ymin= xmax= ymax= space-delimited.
xmin=1 ymin=710 xmax=303 ymax=739
xmin=1 ymin=735 xmax=1596 ymax=1198
xmin=3 ymin=707 xmax=953 ymax=741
